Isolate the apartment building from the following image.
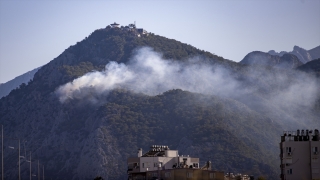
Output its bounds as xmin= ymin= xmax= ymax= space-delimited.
xmin=127 ymin=145 xmax=224 ymax=180
xmin=280 ymin=129 xmax=320 ymax=180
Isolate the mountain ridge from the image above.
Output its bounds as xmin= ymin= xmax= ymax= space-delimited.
xmin=0 ymin=67 xmax=40 ymax=98
xmin=240 ymin=51 xmax=302 ymax=69
xmin=268 ymin=45 xmax=320 ymax=63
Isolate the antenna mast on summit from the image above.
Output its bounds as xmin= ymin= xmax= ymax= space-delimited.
xmin=134 ymin=21 xmax=136 ymax=27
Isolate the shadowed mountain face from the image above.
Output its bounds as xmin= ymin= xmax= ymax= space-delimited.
xmin=298 ymin=58 xmax=320 ymax=76
xmin=239 ymin=51 xmax=302 ymax=69
xmin=0 ymin=27 xmax=319 ymax=180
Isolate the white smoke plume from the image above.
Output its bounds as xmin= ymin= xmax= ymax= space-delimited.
xmin=55 ymin=47 xmax=319 ymax=123
xmin=56 ymin=47 xmax=242 ymax=103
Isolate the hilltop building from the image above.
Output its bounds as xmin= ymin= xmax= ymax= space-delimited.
xmin=108 ymin=22 xmax=149 ymax=37
xmin=110 ymin=22 xmax=120 ymax=28
xmin=127 ymin=145 xmax=224 ymax=180
xmin=280 ymin=129 xmax=320 ymax=180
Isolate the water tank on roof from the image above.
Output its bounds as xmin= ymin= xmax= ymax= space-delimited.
xmin=304 ymin=129 xmax=309 ymax=141
xmin=314 ymin=129 xmax=319 ymax=141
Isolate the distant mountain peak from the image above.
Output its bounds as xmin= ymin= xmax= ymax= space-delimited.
xmin=267 ymin=45 xmax=320 ymax=64
xmin=293 ymin=45 xmax=300 ymax=49
xmin=268 ymin=50 xmax=276 ymax=54
xmin=240 ymin=51 xmax=302 ymax=69
xmin=268 ymin=50 xmax=286 ymax=57
xmin=292 ymin=45 xmax=313 ymax=64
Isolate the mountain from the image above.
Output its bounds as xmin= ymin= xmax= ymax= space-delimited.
xmin=0 ymin=25 xmax=319 ymax=180
xmin=268 ymin=45 xmax=320 ymax=64
xmin=289 ymin=45 xmax=313 ymax=63
xmin=308 ymin=45 xmax=320 ymax=60
xmin=297 ymin=58 xmax=320 ymax=76
xmin=239 ymin=51 xmax=302 ymax=69
xmin=0 ymin=67 xmax=40 ymax=98
xmin=268 ymin=50 xmax=286 ymax=57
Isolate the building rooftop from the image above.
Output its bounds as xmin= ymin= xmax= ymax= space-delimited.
xmin=281 ymin=129 xmax=319 ymax=142
xmin=141 ymin=145 xmax=170 ymax=157
xmin=110 ymin=22 xmax=120 ymax=26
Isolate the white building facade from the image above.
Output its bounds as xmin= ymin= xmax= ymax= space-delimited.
xmin=280 ymin=129 xmax=320 ymax=180
xmin=127 ymin=145 xmax=200 ymax=179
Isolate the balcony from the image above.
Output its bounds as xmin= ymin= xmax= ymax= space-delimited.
xmin=128 ymin=165 xmax=140 ymax=173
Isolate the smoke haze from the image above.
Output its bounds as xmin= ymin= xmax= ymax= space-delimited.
xmin=56 ymin=47 xmax=242 ymax=103
xmin=55 ymin=47 xmax=319 ymax=127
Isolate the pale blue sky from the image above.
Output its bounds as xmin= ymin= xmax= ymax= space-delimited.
xmin=0 ymin=0 xmax=319 ymax=83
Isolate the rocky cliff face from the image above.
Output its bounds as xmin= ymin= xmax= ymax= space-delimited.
xmin=291 ymin=45 xmax=313 ymax=64
xmin=268 ymin=45 xmax=320 ymax=64
xmin=0 ymin=26 xmax=319 ymax=180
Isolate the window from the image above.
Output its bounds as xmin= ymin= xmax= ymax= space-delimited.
xmin=313 ymin=147 xmax=318 ymax=154
xmin=152 ymin=173 xmax=157 ymax=177
xmin=286 ymin=147 xmax=292 ymax=156
xmin=153 ymin=162 xmax=163 ymax=167
xmin=187 ymin=172 xmax=193 ymax=178
xmin=165 ymin=172 xmax=171 ymax=178
xmin=313 ymin=157 xmax=319 ymax=163
xmin=313 ymin=168 xmax=319 ymax=174
xmin=193 ymin=163 xmax=199 ymax=168
xmin=286 ymin=147 xmax=292 ymax=153
xmin=143 ymin=162 xmax=150 ymax=168
xmin=287 ymin=169 xmax=292 ymax=174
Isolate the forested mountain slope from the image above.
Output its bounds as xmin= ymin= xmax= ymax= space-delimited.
xmin=0 ymin=26 xmax=319 ymax=179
